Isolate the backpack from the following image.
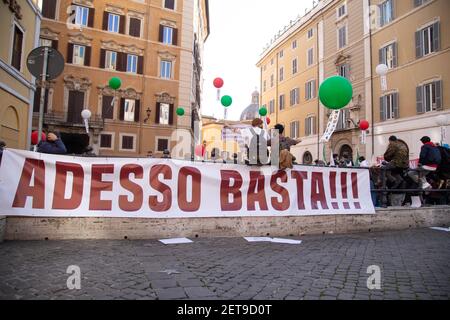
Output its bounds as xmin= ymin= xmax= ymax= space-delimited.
xmin=246 ymin=128 xmax=269 ymax=166
xmin=437 ymin=146 xmax=450 ymax=179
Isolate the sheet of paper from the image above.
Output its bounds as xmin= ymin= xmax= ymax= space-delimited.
xmin=270 ymin=238 xmax=302 ymax=245
xmin=244 ymin=237 xmax=273 ymax=242
xmin=430 ymin=227 xmax=450 ymax=232
xmin=410 ymin=196 xmax=422 ymax=208
xmin=159 ymin=238 xmax=193 ymax=245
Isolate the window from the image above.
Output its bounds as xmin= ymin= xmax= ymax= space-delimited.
xmin=338 ymin=64 xmax=350 ymax=79
xmin=379 ymin=0 xmax=394 ymax=27
xmin=105 ymin=51 xmax=117 ymax=70
xmin=127 ymin=54 xmax=138 ymax=73
xmin=279 ymin=50 xmax=284 ymax=59
xmin=74 ymin=6 xmax=89 ymax=27
xmin=162 ymin=26 xmax=173 ymax=44
xmin=33 ymin=87 xmax=49 ymax=113
xmin=100 ymin=134 xmax=113 ymax=149
xmin=263 ymin=80 xmax=266 ymax=92
xmin=102 ymin=96 xmax=114 ymax=119
xmin=160 ymin=60 xmax=172 ymax=79
xmin=338 ymin=25 xmax=347 ymax=49
xmin=305 ymin=116 xmax=316 ymax=136
xmin=73 ymin=45 xmax=85 ymax=65
xmin=292 ymin=40 xmax=297 ymax=49
xmin=124 ymin=99 xmax=136 ymax=122
xmin=39 ymin=38 xmax=53 ymax=47
xmin=307 ymin=48 xmax=314 ymax=66
xmin=290 ymin=88 xmax=299 ymax=106
xmin=11 ymin=24 xmax=23 ymax=71
xmin=164 ymin=0 xmax=175 ymax=10
xmin=157 ymin=138 xmax=169 ymax=152
xmin=121 ymin=135 xmax=135 ymax=150
xmin=307 ymin=28 xmax=314 ymax=39
xmin=279 ymin=67 xmax=284 ymax=82
xmin=336 ymin=109 xmax=350 ymax=131
xmin=337 ymin=4 xmax=347 ymax=19
xmin=292 ymin=58 xmax=298 ymax=74
xmin=379 ymin=43 xmax=397 ymax=69
xmin=416 ymin=22 xmax=440 ymax=58
xmin=417 ymin=81 xmax=442 ymax=114
xmin=159 ymin=103 xmax=170 ymax=125
xmin=279 ymin=94 xmax=285 ymax=110
xmin=414 ymin=0 xmax=430 ymax=7
xmin=269 ymin=99 xmax=275 ymax=114
xmin=305 ymin=80 xmax=316 ymax=100
xmin=108 ymin=13 xmax=120 ymax=33
xmin=270 ymin=74 xmax=274 ymax=87
xmin=380 ymin=93 xmax=398 ymax=121
xmin=290 ymin=121 xmax=299 ymax=139
xmin=39 ymin=0 xmax=57 ymax=19
xmin=129 ymin=18 xmax=142 ymax=37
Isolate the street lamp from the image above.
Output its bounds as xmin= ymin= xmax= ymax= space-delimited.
xmin=81 ymin=109 xmax=92 ymax=134
xmin=376 ymin=64 xmax=389 ymax=91
xmin=436 ymin=114 xmax=448 ymax=146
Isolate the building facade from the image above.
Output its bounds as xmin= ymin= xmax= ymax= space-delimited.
xmin=34 ymin=0 xmax=209 ymax=157
xmin=258 ymin=0 xmax=449 ymax=164
xmin=0 ymin=0 xmax=41 ymax=149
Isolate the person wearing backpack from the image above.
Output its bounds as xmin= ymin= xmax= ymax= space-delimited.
xmin=437 ymin=145 xmax=450 ymax=179
xmin=245 ymin=118 xmax=270 ymax=166
xmin=408 ymin=136 xmax=441 ymax=189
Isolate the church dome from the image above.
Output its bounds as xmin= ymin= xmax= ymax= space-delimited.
xmin=240 ymin=90 xmax=260 ymax=121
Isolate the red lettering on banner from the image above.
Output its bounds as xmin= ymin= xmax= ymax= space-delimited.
xmin=149 ymin=165 xmax=172 ymax=212
xmin=178 ymin=167 xmax=201 ymax=212
xmin=341 ymin=172 xmax=350 ymax=209
xmin=291 ymin=170 xmax=307 ymax=210
xmin=12 ymin=158 xmax=45 ymax=209
xmin=311 ymin=172 xmax=328 ymax=210
xmin=89 ymin=164 xmax=114 ymax=210
xmin=52 ymin=162 xmax=84 ymax=210
xmin=220 ymin=170 xmax=243 ymax=211
xmin=247 ymin=171 xmax=268 ymax=211
xmin=329 ymin=171 xmax=339 ymax=209
xmin=351 ymin=172 xmax=361 ymax=209
xmin=270 ymin=170 xmax=290 ymax=211
xmin=119 ymin=164 xmax=144 ymax=212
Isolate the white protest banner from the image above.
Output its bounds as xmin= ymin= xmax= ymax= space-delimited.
xmin=0 ymin=149 xmax=375 ymax=218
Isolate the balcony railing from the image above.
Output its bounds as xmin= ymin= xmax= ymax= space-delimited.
xmin=34 ymin=111 xmax=104 ymax=129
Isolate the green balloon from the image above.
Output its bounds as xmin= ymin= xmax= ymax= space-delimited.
xmin=221 ymin=95 xmax=232 ymax=107
xmin=259 ymin=108 xmax=268 ymax=117
xmin=319 ymin=76 xmax=353 ymax=110
xmin=109 ymin=77 xmax=122 ymax=90
xmin=176 ymin=107 xmax=185 ymax=116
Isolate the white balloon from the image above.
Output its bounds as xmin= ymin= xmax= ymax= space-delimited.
xmin=81 ymin=109 xmax=92 ymax=119
xmin=376 ymin=64 xmax=388 ymax=76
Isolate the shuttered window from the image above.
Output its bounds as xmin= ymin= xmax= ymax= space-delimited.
xmin=305 ymin=117 xmax=316 ymax=136
xmin=269 ymin=99 xmax=275 ymax=114
xmin=380 ymin=93 xmax=399 ymax=121
xmin=164 ymin=0 xmax=175 ymax=10
xmin=40 ymin=0 xmax=57 ymax=19
xmin=417 ymin=81 xmax=442 ymax=114
xmin=338 ymin=25 xmax=347 ymax=49
xmin=290 ymin=88 xmax=299 ymax=106
xmin=307 ymin=48 xmax=314 ymax=66
xmin=379 ymin=43 xmax=397 ymax=69
xmin=100 ymin=134 xmax=112 ymax=149
xmin=290 ymin=121 xmax=299 ymax=139
xmin=379 ymin=0 xmax=394 ymax=27
xmin=292 ymin=58 xmax=298 ymax=74
xmin=157 ymin=139 xmax=169 ymax=152
xmin=11 ymin=25 xmax=23 ymax=71
xmin=305 ymin=80 xmax=316 ymax=100
xmin=102 ymin=96 xmax=114 ymax=119
xmin=279 ymin=94 xmax=285 ymax=110
xmin=121 ymin=136 xmax=134 ymax=150
xmin=33 ymin=88 xmax=49 ymax=113
xmin=279 ymin=67 xmax=284 ymax=82
xmin=416 ymin=22 xmax=440 ymax=58
xmin=129 ymin=18 xmax=141 ymax=37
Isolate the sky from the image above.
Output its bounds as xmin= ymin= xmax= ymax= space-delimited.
xmin=201 ymin=0 xmax=314 ymax=121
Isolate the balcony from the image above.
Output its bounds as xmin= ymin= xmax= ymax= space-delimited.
xmin=33 ymin=111 xmax=104 ymax=130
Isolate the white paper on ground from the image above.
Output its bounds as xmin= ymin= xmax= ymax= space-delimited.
xmin=159 ymin=238 xmax=193 ymax=245
xmin=411 ymin=196 xmax=422 ymax=208
xmin=270 ymin=238 xmax=302 ymax=245
xmin=430 ymin=227 xmax=450 ymax=232
xmin=244 ymin=237 xmax=273 ymax=242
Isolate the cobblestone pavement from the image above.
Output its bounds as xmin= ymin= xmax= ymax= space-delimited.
xmin=0 ymin=228 xmax=449 ymax=300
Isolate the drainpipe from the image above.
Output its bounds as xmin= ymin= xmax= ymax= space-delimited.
xmin=369 ymin=0 xmax=375 ymax=157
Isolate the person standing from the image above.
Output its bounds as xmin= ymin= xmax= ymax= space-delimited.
xmin=382 ymin=136 xmax=409 ymax=188
xmin=408 ymin=136 xmax=441 ymax=189
xmin=37 ymin=132 xmax=67 ymax=155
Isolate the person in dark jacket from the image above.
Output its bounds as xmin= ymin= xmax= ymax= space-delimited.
xmin=382 ymin=136 xmax=409 ymax=188
xmin=408 ymin=136 xmax=441 ymax=189
xmin=37 ymin=132 xmax=67 ymax=155
xmin=0 ymin=140 xmax=6 ymax=165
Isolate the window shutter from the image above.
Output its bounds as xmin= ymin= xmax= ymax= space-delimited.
xmin=67 ymin=43 xmax=73 ymax=63
xmin=119 ymin=98 xmax=125 ymax=121
xmin=393 ymin=43 xmax=398 ymax=67
xmin=172 ymin=28 xmax=178 ymax=46
xmin=169 ymin=104 xmax=174 ymax=125
xmin=84 ymin=46 xmax=91 ymax=66
xmin=380 ymin=97 xmax=386 ymax=121
xmin=42 ymin=0 xmax=57 ymax=19
xmin=415 ymin=31 xmax=423 ymax=59
xmin=100 ymin=49 xmax=106 ymax=68
xmin=435 ymin=80 xmax=442 ymax=111
xmin=129 ymin=18 xmax=141 ymax=37
xmin=119 ymin=15 xmax=126 ymax=34
xmin=134 ymin=99 xmax=140 ymax=122
xmin=88 ymin=8 xmax=95 ymax=28
xmin=305 ymin=82 xmax=308 ymax=100
xmin=432 ymin=22 xmax=440 ymax=52
xmin=379 ymin=48 xmax=384 ymax=65
xmin=393 ymin=93 xmax=399 ymax=119
xmin=102 ymin=12 xmax=109 ymax=30
xmin=116 ymin=52 xmax=125 ymax=71
xmin=51 ymin=40 xmax=58 ymax=50
xmin=155 ymin=103 xmax=161 ymax=124
xmin=159 ymin=25 xmax=164 ymax=42
xmin=313 ymin=117 xmax=317 ymax=135
xmin=416 ymin=86 xmax=424 ymax=114
xmin=102 ymin=96 xmax=114 ymax=119
xmin=390 ymin=0 xmax=394 ymax=21
xmin=312 ymin=80 xmax=316 ymax=98
xmin=414 ymin=0 xmax=422 ymax=7
xmin=305 ymin=118 xmax=309 ymax=136
xmin=137 ymin=56 xmax=144 ymax=74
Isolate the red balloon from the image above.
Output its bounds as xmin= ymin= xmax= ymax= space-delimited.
xmin=213 ymin=77 xmax=224 ymax=89
xmin=194 ymin=145 xmax=204 ymax=157
xmin=31 ymin=131 xmax=46 ymax=145
xmin=359 ymin=120 xmax=370 ymax=131
xmin=266 ymin=117 xmax=271 ymax=125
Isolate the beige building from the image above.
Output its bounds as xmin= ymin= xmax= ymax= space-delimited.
xmin=0 ymin=0 xmax=41 ymax=149
xmin=34 ymin=0 xmax=209 ymax=157
xmin=258 ymin=0 xmax=449 ymax=163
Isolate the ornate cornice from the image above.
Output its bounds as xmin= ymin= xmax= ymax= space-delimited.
xmin=40 ymin=27 xmax=60 ymax=41
xmin=335 ymin=53 xmax=351 ymax=66
xmin=68 ymin=33 xmax=93 ymax=46
xmin=121 ymin=88 xmax=141 ymax=100
xmin=64 ymin=75 xmax=92 ymax=91
xmin=128 ymin=10 xmax=145 ymax=19
xmin=160 ymin=19 xmax=177 ymax=28
xmin=73 ymin=0 xmax=94 ymax=8
xmin=155 ymin=92 xmax=176 ymax=104
xmin=105 ymin=4 xmax=125 ymax=15
xmin=101 ymin=40 xmax=144 ymax=55
xmin=124 ymin=44 xmax=144 ymax=56
xmin=158 ymin=50 xmax=177 ymax=61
